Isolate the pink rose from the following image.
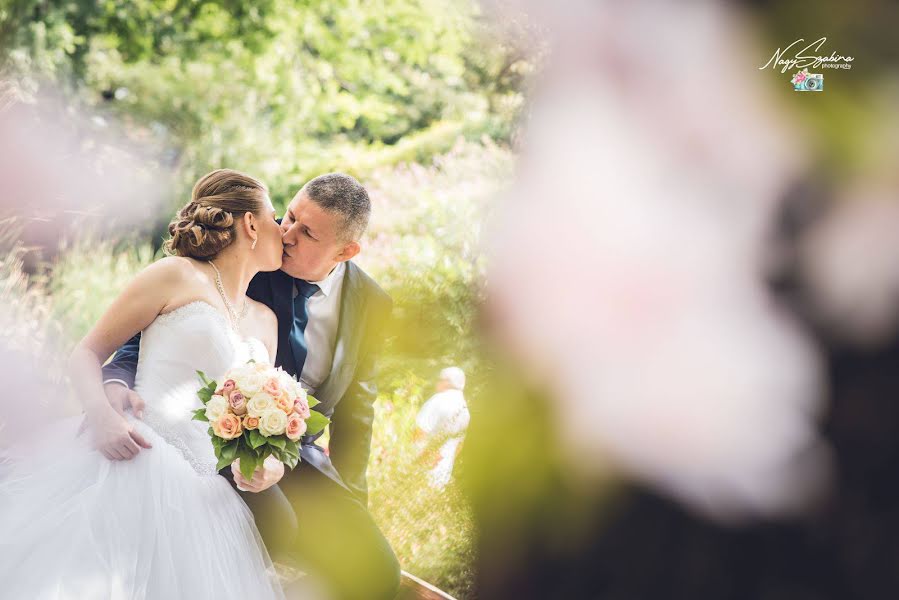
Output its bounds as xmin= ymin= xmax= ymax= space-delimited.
xmin=228 ymin=391 xmax=247 ymax=415
xmin=212 ymin=413 xmax=243 ymax=440
xmin=275 ymin=391 xmax=293 ymax=414
xmin=222 ymin=379 xmax=236 ymax=394
xmin=292 ymin=396 xmax=311 ymax=420
xmin=262 ymin=378 xmax=281 ymax=397
xmin=285 ymin=413 xmax=307 ymax=441
xmin=243 ymin=415 xmax=260 ymax=430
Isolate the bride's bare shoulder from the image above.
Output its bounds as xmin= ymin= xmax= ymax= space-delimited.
xmin=145 ymin=256 xmax=208 ymax=282
xmin=130 ymin=258 xmax=213 ymax=310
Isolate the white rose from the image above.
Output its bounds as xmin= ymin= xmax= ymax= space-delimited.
xmin=231 ymin=364 xmax=253 ymax=379
xmin=237 ymin=371 xmax=266 ymax=396
xmin=275 ymin=370 xmax=295 ymax=393
xmin=277 ymin=370 xmax=307 ymax=399
xmin=246 ymin=392 xmax=276 ymax=418
xmin=223 ymin=366 xmax=244 ymax=382
xmin=258 ymin=409 xmax=288 ymax=437
xmin=205 ymin=395 xmax=228 ymax=421
xmin=224 ymin=366 xmax=247 ymax=389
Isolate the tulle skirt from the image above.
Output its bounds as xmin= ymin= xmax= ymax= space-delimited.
xmin=0 ymin=416 xmax=284 ymax=600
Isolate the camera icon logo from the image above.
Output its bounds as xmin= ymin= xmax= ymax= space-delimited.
xmin=791 ymin=69 xmax=824 ymax=92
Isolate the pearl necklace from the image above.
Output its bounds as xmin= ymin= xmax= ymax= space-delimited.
xmin=208 ymin=260 xmax=249 ymax=331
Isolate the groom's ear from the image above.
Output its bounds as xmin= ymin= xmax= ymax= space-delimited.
xmin=336 ymin=240 xmax=361 ymax=262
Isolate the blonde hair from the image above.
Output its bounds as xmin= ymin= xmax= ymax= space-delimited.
xmin=164 ymin=169 xmax=268 ymax=260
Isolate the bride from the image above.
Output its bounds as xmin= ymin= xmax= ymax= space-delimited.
xmin=0 ymin=169 xmax=291 ymax=599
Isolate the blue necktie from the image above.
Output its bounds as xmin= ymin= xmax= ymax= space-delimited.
xmin=289 ymin=280 xmax=320 ymax=375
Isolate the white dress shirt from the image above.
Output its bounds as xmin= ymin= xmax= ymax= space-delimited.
xmin=294 ymin=261 xmax=345 ymax=394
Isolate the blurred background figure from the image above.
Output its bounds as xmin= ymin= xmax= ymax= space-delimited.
xmin=414 ymin=367 xmax=470 ymax=490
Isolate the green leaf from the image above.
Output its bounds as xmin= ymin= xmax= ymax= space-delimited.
xmin=198 ymin=388 xmax=213 ymax=404
xmin=192 ymin=408 xmax=209 ymax=422
xmin=307 ymin=394 xmax=320 ymax=409
xmin=267 ymin=435 xmax=286 ymax=450
xmin=282 ymin=441 xmax=300 ymax=458
xmin=283 ymin=454 xmax=299 ymax=469
xmin=221 ymin=440 xmax=238 ymax=462
xmin=247 ymin=429 xmax=266 ymax=449
xmin=238 ymin=453 xmax=260 ymax=481
xmin=196 ymin=370 xmax=213 ymax=387
xmin=216 ymin=454 xmax=232 ymax=471
xmin=304 ymin=411 xmax=330 ymax=436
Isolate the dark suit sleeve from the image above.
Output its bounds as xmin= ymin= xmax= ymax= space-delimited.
xmin=101 ymin=332 xmax=142 ymax=388
xmin=327 ymin=294 xmax=392 ymax=505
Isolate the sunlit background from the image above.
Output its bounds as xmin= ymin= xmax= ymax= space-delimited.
xmin=3 ymin=0 xmax=899 ymax=598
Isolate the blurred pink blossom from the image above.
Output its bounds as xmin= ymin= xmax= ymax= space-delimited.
xmin=485 ymin=1 xmax=829 ymax=521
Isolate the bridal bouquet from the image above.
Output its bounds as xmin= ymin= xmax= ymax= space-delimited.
xmin=191 ymin=361 xmax=329 ymax=481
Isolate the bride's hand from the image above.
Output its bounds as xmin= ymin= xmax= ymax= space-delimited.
xmin=87 ymin=408 xmax=152 ymax=461
xmin=232 ymin=455 xmax=284 ymax=493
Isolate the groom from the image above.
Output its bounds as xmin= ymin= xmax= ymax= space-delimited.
xmin=102 ymin=173 xmax=400 ymax=600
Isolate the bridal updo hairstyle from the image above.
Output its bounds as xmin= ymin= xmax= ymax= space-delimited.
xmin=164 ymin=169 xmax=268 ymax=260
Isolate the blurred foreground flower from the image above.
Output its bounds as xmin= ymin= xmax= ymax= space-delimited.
xmin=0 ymin=79 xmax=166 ymax=451
xmin=0 ymin=79 xmax=168 ymax=247
xmin=483 ymin=0 xmax=829 ymax=522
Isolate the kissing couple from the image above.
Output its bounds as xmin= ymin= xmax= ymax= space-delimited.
xmin=0 ymin=169 xmax=400 ymax=600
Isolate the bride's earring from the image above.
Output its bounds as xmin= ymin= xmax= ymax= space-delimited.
xmin=251 ymin=237 xmax=258 ymax=250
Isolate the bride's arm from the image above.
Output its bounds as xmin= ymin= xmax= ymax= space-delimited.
xmin=69 ymin=257 xmax=189 ymax=460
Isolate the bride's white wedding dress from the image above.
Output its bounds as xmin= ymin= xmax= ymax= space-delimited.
xmin=0 ymin=301 xmax=285 ymax=599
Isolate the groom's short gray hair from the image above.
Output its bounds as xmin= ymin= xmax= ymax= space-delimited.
xmin=302 ymin=173 xmax=371 ymax=242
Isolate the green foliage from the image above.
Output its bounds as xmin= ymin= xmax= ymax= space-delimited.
xmin=368 ymin=371 xmax=476 ymax=599
xmin=1 ymin=0 xmax=531 ymax=218
xmin=48 ymin=237 xmax=160 ymax=345
xmin=363 ymin=139 xmax=512 ymax=372
xmin=356 ymin=142 xmax=511 ymax=597
xmin=0 ymin=218 xmax=61 ymax=356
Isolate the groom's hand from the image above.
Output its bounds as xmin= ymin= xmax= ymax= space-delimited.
xmin=77 ymin=384 xmax=152 ymax=454
xmin=232 ymin=455 xmax=284 ymax=493
xmin=104 ymin=382 xmax=147 ymax=420
xmin=87 ymin=409 xmax=152 ymax=461
xmin=77 ymin=382 xmax=152 ymax=440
